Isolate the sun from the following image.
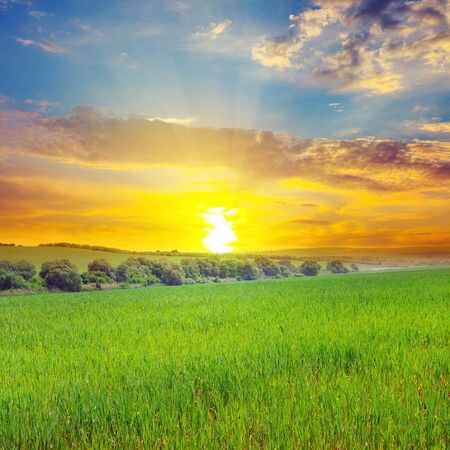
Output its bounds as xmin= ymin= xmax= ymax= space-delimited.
xmin=201 ymin=207 xmax=238 ymax=254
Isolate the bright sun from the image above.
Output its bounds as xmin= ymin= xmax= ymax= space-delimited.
xmin=201 ymin=207 xmax=238 ymax=254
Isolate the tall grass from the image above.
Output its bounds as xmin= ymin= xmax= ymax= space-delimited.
xmin=0 ymin=269 xmax=448 ymax=448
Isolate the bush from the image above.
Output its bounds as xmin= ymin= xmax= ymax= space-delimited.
xmin=351 ymin=263 xmax=359 ymax=272
xmin=181 ymin=259 xmax=201 ymax=280
xmin=327 ymin=260 xmax=349 ymax=274
xmin=0 ymin=260 xmax=36 ymax=280
xmin=236 ymin=260 xmax=261 ymax=280
xmin=137 ymin=258 xmax=167 ymax=279
xmin=40 ymin=259 xmax=81 ymax=292
xmin=195 ymin=257 xmax=220 ymax=277
xmin=115 ymin=258 xmax=150 ymax=283
xmin=161 ymin=264 xmax=184 ymax=285
xmin=13 ymin=260 xmax=36 ymax=280
xmin=0 ymin=269 xmax=28 ymax=290
xmin=218 ymin=259 xmax=238 ymax=278
xmin=254 ymin=256 xmax=280 ymax=277
xmin=300 ymin=260 xmax=321 ymax=276
xmin=87 ymin=259 xmax=115 ymax=278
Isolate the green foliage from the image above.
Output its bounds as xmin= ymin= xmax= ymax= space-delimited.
xmin=0 ymin=269 xmax=28 ymax=290
xmin=327 ymin=260 xmax=350 ymax=274
xmin=254 ymin=256 xmax=280 ymax=277
xmin=161 ymin=264 xmax=184 ymax=285
xmin=40 ymin=259 xmax=82 ymax=292
xmin=300 ymin=260 xmax=321 ymax=276
xmin=218 ymin=259 xmax=238 ymax=278
xmin=87 ymin=259 xmax=115 ymax=278
xmin=236 ymin=260 xmax=261 ymax=280
xmin=0 ymin=270 xmax=447 ymax=448
xmin=11 ymin=260 xmax=36 ymax=280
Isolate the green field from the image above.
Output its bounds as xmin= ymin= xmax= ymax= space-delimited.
xmin=0 ymin=269 xmax=448 ymax=448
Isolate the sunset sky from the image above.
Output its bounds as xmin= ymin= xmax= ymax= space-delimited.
xmin=1 ymin=0 xmax=449 ymax=252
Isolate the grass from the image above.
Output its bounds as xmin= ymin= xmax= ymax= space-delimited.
xmin=0 ymin=269 xmax=448 ymax=448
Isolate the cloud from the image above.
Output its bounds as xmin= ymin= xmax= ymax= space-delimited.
xmin=1 ymin=106 xmax=449 ymax=193
xmin=419 ymin=121 xmax=450 ymax=133
xmin=251 ymin=0 xmax=450 ymax=94
xmin=335 ymin=127 xmax=361 ymax=137
xmin=0 ymin=0 xmax=31 ymax=12
xmin=195 ymin=19 xmax=232 ymax=40
xmin=328 ymin=102 xmax=344 ymax=112
xmin=412 ymin=104 xmax=431 ymax=113
xmin=28 ymin=10 xmax=46 ymax=18
xmin=147 ymin=116 xmax=199 ymax=125
xmin=16 ymin=37 xmax=65 ymax=54
xmin=24 ymin=98 xmax=58 ymax=113
xmin=0 ymin=94 xmax=9 ymax=105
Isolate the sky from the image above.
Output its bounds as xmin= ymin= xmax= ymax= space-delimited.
xmin=0 ymin=0 xmax=449 ymax=252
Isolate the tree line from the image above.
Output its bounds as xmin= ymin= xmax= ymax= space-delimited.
xmin=0 ymin=257 xmax=358 ymax=293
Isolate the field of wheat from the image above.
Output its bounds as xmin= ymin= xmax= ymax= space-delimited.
xmin=0 ymin=269 xmax=448 ymax=448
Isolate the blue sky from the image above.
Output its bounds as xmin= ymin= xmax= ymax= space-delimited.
xmin=1 ymin=0 xmax=449 ymax=139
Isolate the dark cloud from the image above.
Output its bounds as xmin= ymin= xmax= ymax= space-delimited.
xmin=1 ymin=106 xmax=449 ymax=192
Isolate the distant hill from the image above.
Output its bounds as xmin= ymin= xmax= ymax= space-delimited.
xmin=0 ymin=243 xmax=448 ymax=272
xmin=259 ymin=246 xmax=450 ymax=258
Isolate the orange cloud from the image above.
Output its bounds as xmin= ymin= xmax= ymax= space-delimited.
xmin=0 ymin=107 xmax=449 ymax=251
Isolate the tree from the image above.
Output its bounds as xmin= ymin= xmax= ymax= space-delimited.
xmin=300 ymin=260 xmax=321 ymax=276
xmin=237 ymin=260 xmax=261 ymax=280
xmin=161 ymin=264 xmax=184 ymax=285
xmin=327 ymin=260 xmax=349 ymax=274
xmin=0 ymin=268 xmax=27 ymax=290
xmin=350 ymin=263 xmax=359 ymax=272
xmin=254 ymin=256 xmax=280 ymax=277
xmin=181 ymin=259 xmax=200 ymax=280
xmin=219 ymin=259 xmax=238 ymax=278
xmin=40 ymin=259 xmax=81 ymax=292
xmin=87 ymin=259 xmax=114 ymax=278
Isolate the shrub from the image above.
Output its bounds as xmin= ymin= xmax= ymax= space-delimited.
xmin=327 ymin=260 xmax=349 ymax=274
xmin=219 ymin=259 xmax=238 ymax=278
xmin=115 ymin=258 xmax=150 ymax=283
xmin=87 ymin=259 xmax=115 ymax=278
xmin=40 ymin=260 xmax=81 ymax=292
xmin=351 ymin=263 xmax=359 ymax=272
xmin=181 ymin=259 xmax=201 ymax=280
xmin=300 ymin=260 xmax=321 ymax=276
xmin=137 ymin=258 xmax=167 ymax=279
xmin=0 ymin=269 xmax=28 ymax=290
xmin=236 ymin=260 xmax=261 ymax=280
xmin=161 ymin=264 xmax=184 ymax=286
xmin=195 ymin=257 xmax=220 ymax=277
xmin=255 ymin=256 xmax=280 ymax=277
xmin=13 ymin=260 xmax=36 ymax=280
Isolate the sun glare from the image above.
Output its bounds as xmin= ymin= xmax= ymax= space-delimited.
xmin=201 ymin=207 xmax=237 ymax=254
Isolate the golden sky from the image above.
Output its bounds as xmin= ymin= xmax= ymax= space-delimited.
xmin=1 ymin=107 xmax=449 ymax=252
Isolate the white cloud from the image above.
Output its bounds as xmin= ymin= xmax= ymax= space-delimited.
xmin=251 ymin=0 xmax=450 ymax=95
xmin=328 ymin=102 xmax=344 ymax=112
xmin=195 ymin=19 xmax=232 ymax=40
xmin=24 ymin=98 xmax=58 ymax=113
xmin=147 ymin=116 xmax=199 ymax=125
xmin=16 ymin=37 xmax=65 ymax=54
xmin=412 ymin=105 xmax=431 ymax=113
xmin=28 ymin=10 xmax=47 ymax=18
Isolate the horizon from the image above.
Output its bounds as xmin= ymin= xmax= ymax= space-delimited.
xmin=1 ymin=0 xmax=449 ymax=252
